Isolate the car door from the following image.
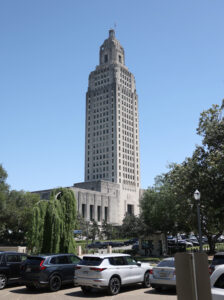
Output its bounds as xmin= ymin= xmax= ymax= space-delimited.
xmin=6 ymin=254 xmax=21 ymax=280
xmin=124 ymin=256 xmax=143 ymax=283
xmin=50 ymin=256 xmax=70 ymax=282
xmin=67 ymin=255 xmax=81 ymax=282
xmin=109 ymin=256 xmax=130 ymax=285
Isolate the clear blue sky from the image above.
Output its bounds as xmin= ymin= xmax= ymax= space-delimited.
xmin=1 ymin=0 xmax=224 ymax=191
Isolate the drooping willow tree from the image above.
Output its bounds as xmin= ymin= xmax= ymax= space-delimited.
xmin=28 ymin=188 xmax=77 ymax=254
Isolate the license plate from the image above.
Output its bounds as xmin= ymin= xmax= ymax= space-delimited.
xmin=83 ymin=271 xmax=88 ymax=274
xmin=159 ymin=271 xmax=168 ymax=278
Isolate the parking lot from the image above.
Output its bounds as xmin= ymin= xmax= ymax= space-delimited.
xmin=1 ymin=285 xmax=177 ymax=300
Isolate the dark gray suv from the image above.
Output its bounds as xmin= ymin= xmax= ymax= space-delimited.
xmin=21 ymin=253 xmax=81 ymax=291
xmin=0 ymin=251 xmax=27 ymax=289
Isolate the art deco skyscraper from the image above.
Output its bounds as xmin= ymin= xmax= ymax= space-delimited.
xmin=85 ymin=30 xmax=140 ymax=192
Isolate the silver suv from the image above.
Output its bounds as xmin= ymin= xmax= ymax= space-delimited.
xmin=74 ymin=253 xmax=152 ymax=295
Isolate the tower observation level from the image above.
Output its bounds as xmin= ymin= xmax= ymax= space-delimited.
xmin=85 ymin=30 xmax=140 ymax=192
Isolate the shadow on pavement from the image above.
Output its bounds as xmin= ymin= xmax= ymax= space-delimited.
xmin=10 ymin=284 xmax=75 ymax=295
xmin=145 ymin=288 xmax=176 ymax=296
xmin=66 ymin=284 xmax=143 ymax=297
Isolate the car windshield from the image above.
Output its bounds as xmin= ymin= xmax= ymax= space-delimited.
xmin=213 ymin=256 xmax=224 ymax=265
xmin=80 ymin=257 xmax=103 ymax=266
xmin=157 ymin=260 xmax=175 ymax=268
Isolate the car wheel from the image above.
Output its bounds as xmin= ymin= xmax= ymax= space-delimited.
xmin=49 ymin=274 xmax=62 ymax=292
xmin=26 ymin=283 xmax=36 ymax=290
xmin=142 ymin=271 xmax=150 ymax=288
xmin=81 ymin=286 xmax=92 ymax=294
xmin=108 ymin=276 xmax=121 ymax=295
xmin=0 ymin=274 xmax=7 ymax=290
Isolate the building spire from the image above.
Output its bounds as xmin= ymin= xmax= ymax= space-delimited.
xmin=109 ymin=29 xmax=115 ymax=39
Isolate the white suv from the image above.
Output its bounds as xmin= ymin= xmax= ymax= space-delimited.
xmin=74 ymin=253 xmax=152 ymax=295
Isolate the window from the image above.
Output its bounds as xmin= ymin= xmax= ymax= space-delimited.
xmin=214 ymin=274 xmax=224 ymax=289
xmin=109 ymin=256 xmax=126 ymax=266
xmin=97 ymin=206 xmax=101 ymax=222
xmin=20 ymin=255 xmax=27 ymax=262
xmin=69 ymin=255 xmax=81 ymax=264
xmin=82 ymin=204 xmax=86 ymax=218
xmin=104 ymin=54 xmax=108 ymax=63
xmin=90 ymin=205 xmax=94 ymax=221
xmin=6 ymin=255 xmax=18 ymax=262
xmin=127 ymin=204 xmax=134 ymax=215
xmin=125 ymin=256 xmax=137 ymax=265
xmin=119 ymin=55 xmax=122 ymax=63
xmin=104 ymin=207 xmax=108 ymax=222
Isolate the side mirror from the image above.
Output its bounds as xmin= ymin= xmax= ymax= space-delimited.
xmin=137 ymin=261 xmax=141 ymax=266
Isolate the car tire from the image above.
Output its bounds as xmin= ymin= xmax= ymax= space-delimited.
xmin=81 ymin=285 xmax=92 ymax=294
xmin=0 ymin=274 xmax=7 ymax=290
xmin=142 ymin=271 xmax=150 ymax=288
xmin=49 ymin=274 xmax=62 ymax=292
xmin=108 ymin=276 xmax=121 ymax=295
xmin=26 ymin=283 xmax=36 ymax=290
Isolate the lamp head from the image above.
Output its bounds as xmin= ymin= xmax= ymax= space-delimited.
xmin=194 ymin=189 xmax=201 ymax=201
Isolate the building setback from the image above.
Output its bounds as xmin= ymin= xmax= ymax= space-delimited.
xmin=36 ymin=30 xmax=142 ymax=225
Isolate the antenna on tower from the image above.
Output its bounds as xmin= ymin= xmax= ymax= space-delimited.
xmin=114 ymin=22 xmax=117 ymax=31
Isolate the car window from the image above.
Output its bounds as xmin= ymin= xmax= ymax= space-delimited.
xmin=26 ymin=257 xmax=45 ymax=265
xmin=6 ymin=255 xmax=19 ymax=262
xmin=20 ymin=255 xmax=27 ymax=262
xmin=109 ymin=257 xmax=126 ymax=266
xmin=50 ymin=256 xmax=69 ymax=264
xmin=213 ymin=256 xmax=224 ymax=266
xmin=68 ymin=255 xmax=81 ymax=264
xmin=80 ymin=257 xmax=103 ymax=266
xmin=158 ymin=260 xmax=175 ymax=268
xmin=214 ymin=274 xmax=224 ymax=289
xmin=124 ymin=256 xmax=137 ymax=265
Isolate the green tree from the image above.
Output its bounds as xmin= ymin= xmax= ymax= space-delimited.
xmin=89 ymin=220 xmax=100 ymax=242
xmin=164 ymin=102 xmax=224 ymax=253
xmin=101 ymin=220 xmax=114 ymax=240
xmin=0 ymin=190 xmax=40 ymax=245
xmin=28 ymin=188 xmax=77 ymax=253
xmin=120 ymin=213 xmax=145 ymax=239
xmin=0 ymin=165 xmax=9 ymax=211
xmin=27 ymin=200 xmax=48 ymax=253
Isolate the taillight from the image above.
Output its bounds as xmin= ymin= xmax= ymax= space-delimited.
xmin=75 ymin=266 xmax=81 ymax=270
xmin=39 ymin=259 xmax=46 ymax=270
xmin=209 ymin=267 xmax=213 ymax=275
xmin=90 ymin=267 xmax=107 ymax=272
xmin=149 ymin=269 xmax=153 ymax=275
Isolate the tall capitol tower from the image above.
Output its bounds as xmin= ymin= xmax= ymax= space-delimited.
xmin=37 ymin=30 xmax=142 ymax=225
xmin=85 ymin=29 xmax=140 ymax=195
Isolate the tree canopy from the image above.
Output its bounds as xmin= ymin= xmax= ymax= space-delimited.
xmin=28 ymin=188 xmax=77 ymax=253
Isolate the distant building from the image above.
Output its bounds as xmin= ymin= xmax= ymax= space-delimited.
xmin=36 ymin=30 xmax=142 ymax=225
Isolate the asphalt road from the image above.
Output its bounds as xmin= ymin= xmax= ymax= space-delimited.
xmin=0 ymin=284 xmax=177 ymax=300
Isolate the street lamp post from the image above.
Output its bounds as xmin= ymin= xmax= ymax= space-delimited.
xmin=194 ymin=189 xmax=203 ymax=252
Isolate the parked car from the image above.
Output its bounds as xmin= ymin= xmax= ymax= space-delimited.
xmin=0 ymin=251 xmax=27 ymax=289
xmin=123 ymin=238 xmax=138 ymax=246
xmin=21 ymin=253 xmax=81 ymax=291
xmin=87 ymin=241 xmax=105 ymax=249
xmin=209 ymin=252 xmax=224 ymax=275
xmin=74 ymin=253 xmax=152 ymax=295
xmin=210 ymin=265 xmax=224 ymax=299
xmin=149 ymin=257 xmax=176 ymax=291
